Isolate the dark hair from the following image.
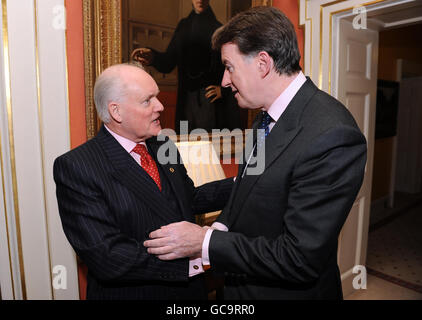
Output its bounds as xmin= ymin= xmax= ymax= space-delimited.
xmin=212 ymin=6 xmax=301 ymax=75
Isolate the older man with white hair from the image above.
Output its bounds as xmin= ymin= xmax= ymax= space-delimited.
xmin=53 ymin=63 xmax=233 ymax=300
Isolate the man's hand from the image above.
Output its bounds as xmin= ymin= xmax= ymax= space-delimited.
xmin=205 ymin=85 xmax=222 ymax=103
xmin=131 ymin=48 xmax=154 ymax=66
xmin=144 ymin=222 xmax=209 ymax=260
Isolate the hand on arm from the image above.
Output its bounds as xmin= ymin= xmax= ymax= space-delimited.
xmin=53 ymin=156 xmax=188 ymax=282
xmin=144 ymin=221 xmax=209 ymax=260
xmin=208 ymin=126 xmax=367 ymax=282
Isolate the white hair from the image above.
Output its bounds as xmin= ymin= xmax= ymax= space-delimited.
xmin=93 ymin=62 xmax=145 ymax=123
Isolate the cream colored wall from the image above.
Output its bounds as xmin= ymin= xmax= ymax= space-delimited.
xmin=0 ymin=0 xmax=78 ymax=300
xmin=0 ymin=5 xmax=17 ymax=298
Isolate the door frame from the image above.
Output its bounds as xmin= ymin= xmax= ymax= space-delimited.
xmin=299 ymin=0 xmax=421 ymax=297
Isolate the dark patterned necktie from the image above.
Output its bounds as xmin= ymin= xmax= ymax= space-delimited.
xmin=256 ymin=111 xmax=272 ymax=152
xmin=242 ymin=111 xmax=272 ymax=177
xmin=132 ymin=144 xmax=162 ymax=191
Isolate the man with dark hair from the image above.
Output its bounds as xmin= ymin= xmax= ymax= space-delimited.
xmin=144 ymin=7 xmax=367 ymax=300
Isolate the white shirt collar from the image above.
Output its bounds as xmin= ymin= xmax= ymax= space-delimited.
xmin=267 ymin=71 xmax=307 ymax=123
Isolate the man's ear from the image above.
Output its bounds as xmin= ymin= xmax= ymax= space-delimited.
xmin=108 ymin=102 xmax=122 ymax=123
xmin=257 ymin=51 xmax=273 ymax=78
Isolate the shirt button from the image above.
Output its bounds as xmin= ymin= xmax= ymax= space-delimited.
xmin=193 ymin=265 xmax=199 ymax=270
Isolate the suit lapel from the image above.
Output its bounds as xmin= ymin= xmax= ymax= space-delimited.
xmin=222 ymin=115 xmax=261 ymax=216
xmin=146 ymin=137 xmax=193 ymax=221
xmin=96 ymin=127 xmax=179 ymax=224
xmin=228 ymin=78 xmax=318 ymax=226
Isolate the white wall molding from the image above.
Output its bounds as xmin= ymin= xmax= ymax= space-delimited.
xmin=0 ymin=0 xmax=78 ymax=300
xmin=1 ymin=0 xmax=25 ymax=300
xmin=300 ymin=0 xmax=389 ymax=92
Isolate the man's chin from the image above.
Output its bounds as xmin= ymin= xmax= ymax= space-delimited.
xmin=151 ymin=127 xmax=162 ymax=137
xmin=234 ymin=93 xmax=249 ymax=108
xmin=236 ymin=99 xmax=250 ymax=109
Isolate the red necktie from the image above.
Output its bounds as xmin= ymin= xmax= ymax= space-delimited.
xmin=132 ymin=144 xmax=162 ymax=191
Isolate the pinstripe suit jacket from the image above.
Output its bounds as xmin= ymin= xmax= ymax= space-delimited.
xmin=53 ymin=125 xmax=233 ymax=300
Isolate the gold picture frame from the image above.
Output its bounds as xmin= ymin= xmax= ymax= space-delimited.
xmin=82 ymin=0 xmax=272 ymax=140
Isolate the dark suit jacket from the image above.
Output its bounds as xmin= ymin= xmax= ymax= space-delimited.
xmin=53 ymin=126 xmax=233 ymax=300
xmin=210 ymin=78 xmax=367 ymax=299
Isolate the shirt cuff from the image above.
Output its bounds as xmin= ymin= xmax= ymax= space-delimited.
xmin=211 ymin=222 xmax=229 ymax=232
xmin=202 ymin=223 xmax=229 ymax=266
xmin=189 ymin=257 xmax=204 ymax=277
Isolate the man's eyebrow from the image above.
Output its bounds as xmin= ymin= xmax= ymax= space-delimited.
xmin=144 ymin=90 xmax=160 ymax=100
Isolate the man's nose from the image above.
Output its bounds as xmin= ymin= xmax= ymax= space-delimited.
xmin=154 ymin=98 xmax=164 ymax=112
xmin=221 ymin=70 xmax=231 ymax=88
